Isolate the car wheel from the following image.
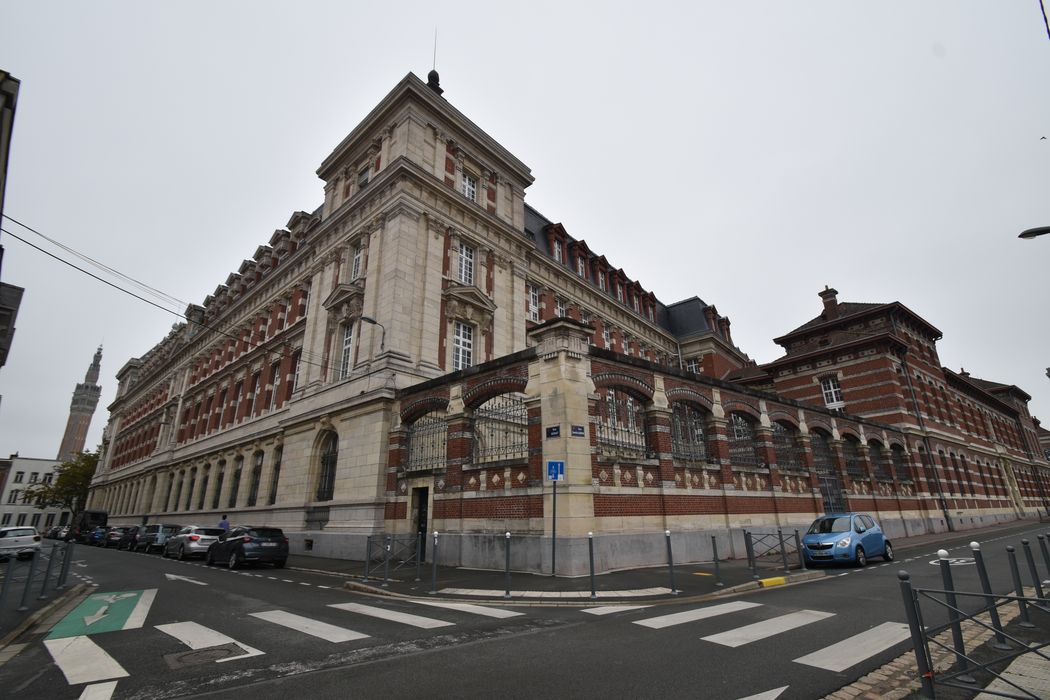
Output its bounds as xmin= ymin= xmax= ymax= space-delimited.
xmin=883 ymin=542 xmax=894 ymax=562
xmin=206 ymin=548 xmax=216 ymax=566
xmin=227 ymin=550 xmax=240 ymax=570
xmin=273 ymin=559 xmax=286 ymax=569
xmin=177 ymin=545 xmax=187 ymax=562
xmin=160 ymin=546 xmax=168 ymax=558
xmin=855 ymin=546 xmax=867 ymax=567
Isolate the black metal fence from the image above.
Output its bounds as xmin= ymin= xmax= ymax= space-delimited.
xmin=362 ymin=534 xmax=425 ymax=586
xmin=899 ymin=536 xmax=1050 ymax=699
xmin=0 ymin=542 xmax=76 ymax=631
xmin=743 ymin=528 xmax=805 ymax=579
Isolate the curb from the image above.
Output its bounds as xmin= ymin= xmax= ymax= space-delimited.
xmin=0 ymin=583 xmax=89 ymax=650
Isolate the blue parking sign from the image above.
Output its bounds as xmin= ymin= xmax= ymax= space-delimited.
xmin=546 ymin=460 xmax=565 ymax=481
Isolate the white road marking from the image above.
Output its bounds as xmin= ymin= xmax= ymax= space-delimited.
xmin=165 ymin=574 xmax=207 ymax=585
xmin=43 ymin=636 xmax=129 ymax=685
xmin=155 ymin=621 xmax=264 ymax=662
xmin=411 ymin=600 xmax=523 ymax=618
xmin=249 ymin=610 xmax=369 ymax=643
xmin=634 ymin=601 xmax=761 ymax=629
xmin=734 ymin=687 xmax=789 ymax=700
xmin=702 ymin=610 xmax=835 ymax=648
xmin=793 ymin=622 xmax=911 ymax=672
xmin=124 ymin=589 xmax=157 ymax=630
xmin=583 ymin=605 xmax=653 ymax=616
xmin=79 ymin=681 xmax=119 ymax=700
xmin=328 ymin=602 xmax=455 ymax=629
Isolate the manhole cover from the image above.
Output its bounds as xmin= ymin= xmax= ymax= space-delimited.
xmin=165 ymin=643 xmax=246 ymax=669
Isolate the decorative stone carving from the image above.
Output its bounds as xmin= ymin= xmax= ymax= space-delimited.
xmin=321 ymin=281 xmax=366 ymax=327
xmin=442 ymin=283 xmax=496 ymax=329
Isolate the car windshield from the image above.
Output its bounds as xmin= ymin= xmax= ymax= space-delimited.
xmin=196 ymin=528 xmax=225 ymax=536
xmin=248 ymin=528 xmax=283 ymax=538
xmin=0 ymin=529 xmax=33 ymax=538
xmin=161 ymin=526 xmax=180 ymax=534
xmin=808 ymin=516 xmax=852 ymax=534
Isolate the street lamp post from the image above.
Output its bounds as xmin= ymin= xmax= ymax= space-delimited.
xmin=359 ymin=315 xmax=385 ymax=352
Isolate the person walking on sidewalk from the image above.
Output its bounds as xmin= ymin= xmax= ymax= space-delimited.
xmin=218 ymin=514 xmax=230 ymax=532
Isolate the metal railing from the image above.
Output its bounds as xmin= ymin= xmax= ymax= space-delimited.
xmin=0 ymin=542 xmax=76 ymax=629
xmin=362 ymin=534 xmax=426 ymax=586
xmin=743 ymin=528 xmax=805 ymax=579
xmin=899 ymin=537 xmax=1050 ymax=699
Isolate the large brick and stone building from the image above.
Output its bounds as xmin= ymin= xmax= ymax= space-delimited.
xmin=87 ymin=71 xmax=1050 ymax=574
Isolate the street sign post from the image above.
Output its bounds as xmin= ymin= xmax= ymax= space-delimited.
xmin=547 ymin=460 xmax=565 ymax=576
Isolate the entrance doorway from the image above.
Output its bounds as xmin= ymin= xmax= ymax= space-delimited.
xmin=413 ymin=487 xmax=429 ymax=560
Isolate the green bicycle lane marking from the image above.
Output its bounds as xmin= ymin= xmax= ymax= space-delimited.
xmin=47 ymin=589 xmax=157 ymax=640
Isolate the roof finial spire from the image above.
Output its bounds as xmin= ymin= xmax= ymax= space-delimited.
xmin=427 ymin=29 xmax=444 ymax=96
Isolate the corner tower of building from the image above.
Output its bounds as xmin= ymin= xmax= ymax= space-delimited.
xmin=57 ymin=345 xmax=103 ymax=461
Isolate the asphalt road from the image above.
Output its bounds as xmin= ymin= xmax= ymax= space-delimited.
xmin=1 ymin=521 xmax=1046 ymax=700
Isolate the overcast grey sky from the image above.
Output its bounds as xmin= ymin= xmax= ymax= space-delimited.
xmin=0 ymin=1 xmax=1047 ymax=459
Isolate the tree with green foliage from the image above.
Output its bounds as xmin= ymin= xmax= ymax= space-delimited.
xmin=24 ymin=451 xmax=99 ymax=519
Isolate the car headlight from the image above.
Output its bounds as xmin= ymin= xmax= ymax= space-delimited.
xmin=836 ymin=536 xmax=852 ymax=548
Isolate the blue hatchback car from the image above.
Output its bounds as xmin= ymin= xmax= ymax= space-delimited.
xmin=802 ymin=512 xmax=893 ymax=567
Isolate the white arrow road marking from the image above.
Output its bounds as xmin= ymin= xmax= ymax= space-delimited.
xmin=164 ymin=574 xmax=208 ymax=586
xmin=84 ymin=606 xmax=109 ymax=626
xmin=155 ymin=622 xmax=263 ymax=663
xmin=734 ymin=686 xmax=789 ymax=700
xmin=43 ymin=636 xmax=129 ymax=685
xmin=79 ymin=681 xmax=119 ymax=700
xmin=91 ymin=593 xmax=136 ymax=604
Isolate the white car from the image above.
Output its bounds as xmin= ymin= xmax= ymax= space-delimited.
xmin=0 ymin=526 xmax=42 ymax=560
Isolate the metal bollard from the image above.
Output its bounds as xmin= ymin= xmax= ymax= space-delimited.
xmin=382 ymin=536 xmax=391 ymax=588
xmin=588 ymin=532 xmax=597 ymax=600
xmin=504 ymin=532 xmax=512 ymax=600
xmin=57 ymin=541 xmax=74 ymax=590
xmin=665 ymin=530 xmax=679 ymax=595
xmin=429 ymin=531 xmax=439 ymax=595
xmin=17 ymin=552 xmax=40 ymax=612
xmin=1021 ymin=540 xmax=1044 ymax=600
xmin=937 ymin=550 xmax=975 ymax=684
xmin=899 ymin=571 xmax=936 ymax=700
xmin=971 ymin=542 xmax=1010 ymax=649
xmin=1006 ymin=545 xmax=1035 ymax=628
xmin=415 ymin=532 xmax=423 ymax=582
xmin=363 ymin=536 xmax=373 ymax=581
xmin=777 ymin=528 xmax=789 ymax=573
xmin=1038 ymin=535 xmax=1050 ymax=579
xmin=37 ymin=544 xmax=59 ymax=601
xmin=744 ymin=530 xmax=759 ymax=580
xmin=794 ymin=529 xmax=807 ymax=571
xmin=712 ymin=535 xmax=724 ymax=588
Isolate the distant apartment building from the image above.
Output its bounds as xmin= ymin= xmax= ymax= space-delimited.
xmin=0 ymin=455 xmax=68 ymax=529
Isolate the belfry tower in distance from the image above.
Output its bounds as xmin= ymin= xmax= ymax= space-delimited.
xmin=57 ymin=345 xmax=102 ymax=461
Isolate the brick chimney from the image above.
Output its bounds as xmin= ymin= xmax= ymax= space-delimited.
xmin=819 ymin=286 xmax=839 ymax=320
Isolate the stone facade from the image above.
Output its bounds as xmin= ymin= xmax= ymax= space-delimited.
xmin=87 ymin=72 xmax=1049 ymax=574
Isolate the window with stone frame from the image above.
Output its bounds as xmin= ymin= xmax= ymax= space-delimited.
xmin=598 ymin=272 xmax=607 ymax=291
xmin=268 ymin=447 xmax=282 ymax=505
xmin=248 ymin=373 xmax=261 ymax=418
xmin=526 ymin=284 xmax=540 ymax=322
xmin=555 ymin=298 xmax=566 ymax=318
xmin=616 ymin=283 xmax=624 ymax=303
xmin=338 ymin=323 xmax=354 ymax=380
xmin=820 ymin=375 xmax=845 ymax=409
xmin=357 ymin=167 xmax=369 ymax=190
xmin=453 ymin=321 xmax=474 ymax=371
xmin=603 ymin=327 xmax=612 ymax=349
xmin=553 ymin=240 xmax=564 ymax=263
xmin=268 ymin=361 xmax=281 ymax=411
xmin=291 ymin=351 xmax=302 ymax=393
xmin=458 ymin=241 xmax=475 ymax=286
xmin=316 ymin=432 xmax=338 ymax=501
xmin=351 ymin=243 xmax=364 ymax=280
xmin=227 ymin=457 xmax=243 ymax=509
xmin=685 ymin=358 xmax=701 ymax=374
xmin=247 ymin=451 xmax=263 ymax=507
xmin=462 ymin=172 xmax=478 ymax=202
xmin=576 ymin=257 xmax=586 ymax=278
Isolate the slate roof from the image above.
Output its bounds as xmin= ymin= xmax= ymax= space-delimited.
xmin=782 ymin=301 xmax=886 ymax=337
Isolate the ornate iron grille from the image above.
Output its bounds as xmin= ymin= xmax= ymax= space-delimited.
xmin=405 ymin=413 xmax=447 ymax=472
xmin=596 ymin=389 xmax=648 ymax=458
xmin=891 ymin=445 xmax=909 ymax=481
xmin=843 ymin=438 xmax=866 ymax=479
xmin=671 ymin=403 xmax=707 ymax=465
xmin=869 ymin=443 xmax=892 ymax=480
xmin=473 ymin=393 xmax=528 ymax=463
xmin=811 ymin=433 xmax=835 ymax=475
xmin=316 ymin=432 xmax=337 ymax=501
xmin=728 ymin=414 xmax=762 ymax=468
xmin=772 ymin=422 xmax=803 ymax=471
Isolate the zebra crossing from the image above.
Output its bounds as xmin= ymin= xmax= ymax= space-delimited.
xmin=41 ymin=596 xmax=911 ymax=700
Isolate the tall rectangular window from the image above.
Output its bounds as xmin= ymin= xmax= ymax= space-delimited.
xmin=555 ymin=298 xmax=566 ymax=317
xmin=248 ymin=373 xmax=261 ymax=417
xmin=821 ymin=376 xmax=845 ymax=408
xmin=458 ymin=242 xmax=475 ymax=285
xmin=291 ymin=351 xmax=302 ymax=392
xmin=616 ymin=284 xmax=624 ymax=303
xmin=357 ymin=168 xmax=369 ymax=190
xmin=268 ymin=361 xmax=281 ymax=410
xmin=576 ymin=258 xmax=586 ymax=278
xmin=553 ymin=240 xmax=563 ymax=263
xmin=598 ymin=273 xmax=606 ymax=291
xmin=453 ymin=321 xmax=474 ymax=371
xmin=339 ymin=323 xmax=354 ymax=380
xmin=603 ymin=327 xmax=612 ymax=349
xmin=13 ymin=472 xmax=23 ymax=483
xmin=462 ymin=173 xmax=477 ymax=202
xmin=527 ymin=284 xmax=540 ymax=322
xmin=351 ymin=243 xmax=363 ymax=280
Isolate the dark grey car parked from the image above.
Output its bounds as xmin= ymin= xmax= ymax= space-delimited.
xmin=137 ymin=524 xmax=182 ymax=553
xmin=206 ymin=526 xmax=288 ymax=569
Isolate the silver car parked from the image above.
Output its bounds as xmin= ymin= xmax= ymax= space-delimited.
xmin=163 ymin=526 xmax=226 ymax=561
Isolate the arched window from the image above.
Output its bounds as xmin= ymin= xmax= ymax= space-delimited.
xmin=405 ymin=414 xmax=447 ymax=472
xmin=211 ymin=460 xmax=226 ymax=510
xmin=772 ymin=422 xmax=803 ymax=471
xmin=246 ymin=451 xmax=263 ymax=507
xmin=197 ymin=466 xmax=210 ymax=510
xmin=671 ymin=403 xmax=707 ymax=465
xmin=727 ymin=413 xmax=762 ymax=468
xmin=228 ymin=456 xmax=243 ymax=508
xmin=868 ymin=441 xmax=890 ymax=480
xmin=171 ymin=471 xmax=184 ymax=512
xmin=473 ymin=394 xmax=528 ymax=463
xmin=268 ymin=447 xmax=282 ymax=505
xmin=184 ymin=467 xmax=197 ymax=510
xmin=811 ymin=431 xmax=835 ymax=475
xmin=890 ymin=445 xmax=908 ymax=481
xmin=596 ymin=388 xmax=648 ymax=457
xmin=316 ymin=432 xmax=338 ymax=501
xmin=843 ymin=437 xmax=865 ymax=479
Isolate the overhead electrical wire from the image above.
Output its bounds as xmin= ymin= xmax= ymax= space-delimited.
xmin=0 ymin=221 xmax=348 ymax=377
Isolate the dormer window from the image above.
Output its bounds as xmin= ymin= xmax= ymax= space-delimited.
xmin=553 ymin=240 xmax=563 ymax=263
xmin=576 ymin=258 xmax=586 ymax=278
xmin=616 ymin=284 xmax=624 ymax=303
xmin=598 ymin=273 xmax=606 ymax=292
xmin=632 ymin=295 xmax=640 ymax=313
xmin=462 ymin=173 xmax=478 ymax=202
xmin=647 ymin=305 xmax=654 ymax=322
xmin=458 ymin=242 xmax=475 ymax=286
